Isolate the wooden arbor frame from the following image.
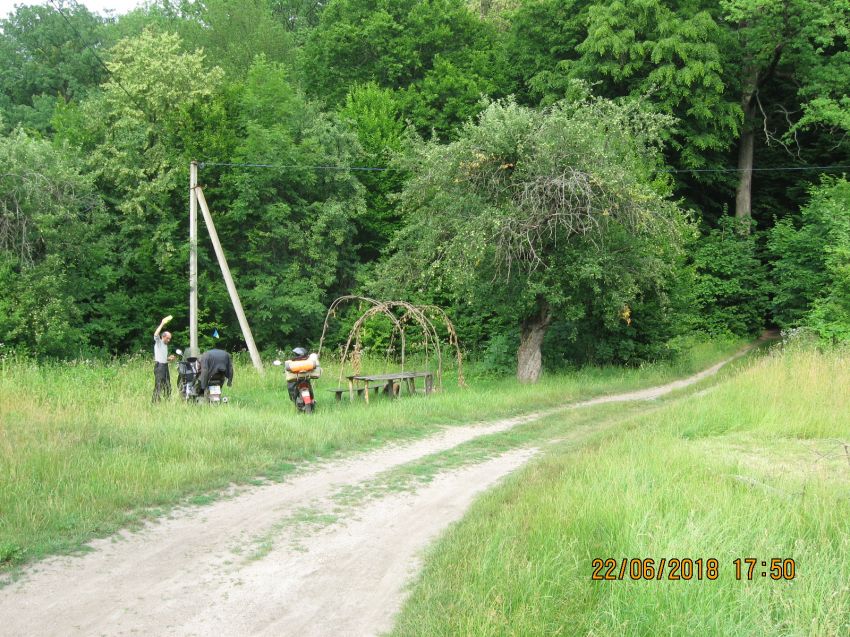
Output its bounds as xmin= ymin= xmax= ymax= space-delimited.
xmin=318 ymin=296 xmax=465 ymax=391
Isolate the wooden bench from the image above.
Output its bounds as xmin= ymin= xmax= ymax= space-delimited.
xmin=347 ymin=372 xmax=434 ymax=404
xmin=327 ymin=385 xmax=383 ymax=402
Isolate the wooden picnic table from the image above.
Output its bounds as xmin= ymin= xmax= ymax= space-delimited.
xmin=346 ymin=371 xmax=434 ymax=404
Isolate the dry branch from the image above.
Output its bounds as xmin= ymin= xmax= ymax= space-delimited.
xmin=491 ymin=168 xmax=642 ymax=274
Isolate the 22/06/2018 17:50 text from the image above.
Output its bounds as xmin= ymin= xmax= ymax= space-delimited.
xmin=591 ymin=558 xmax=796 ymax=581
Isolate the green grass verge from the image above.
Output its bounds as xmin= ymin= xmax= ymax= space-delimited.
xmin=0 ymin=337 xmax=742 ymax=572
xmin=389 ymin=347 xmax=850 ymax=637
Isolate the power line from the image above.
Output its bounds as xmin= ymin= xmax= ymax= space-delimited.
xmin=199 ymin=161 xmax=399 ymax=172
xmin=663 ymin=164 xmax=850 ymax=174
xmin=47 ymin=0 xmax=153 ymax=119
xmin=199 ymin=160 xmax=850 ymax=175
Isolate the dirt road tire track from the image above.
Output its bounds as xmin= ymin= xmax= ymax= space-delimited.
xmin=0 ymin=347 xmax=754 ymax=636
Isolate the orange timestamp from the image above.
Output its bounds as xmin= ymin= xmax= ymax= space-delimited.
xmin=733 ymin=558 xmax=796 ymax=580
xmin=591 ymin=558 xmax=797 ymax=581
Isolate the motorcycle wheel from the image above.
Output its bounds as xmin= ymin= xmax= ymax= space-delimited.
xmin=303 ymin=402 xmax=315 ymax=414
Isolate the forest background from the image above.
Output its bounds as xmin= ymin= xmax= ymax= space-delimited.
xmin=1 ymin=0 xmax=849 ymax=378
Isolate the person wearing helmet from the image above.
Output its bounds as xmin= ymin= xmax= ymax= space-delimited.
xmin=286 ymin=347 xmax=310 ymax=403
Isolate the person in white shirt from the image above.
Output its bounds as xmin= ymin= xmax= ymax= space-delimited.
xmin=152 ymin=315 xmax=175 ymax=402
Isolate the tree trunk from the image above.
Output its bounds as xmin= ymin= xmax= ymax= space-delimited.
xmin=516 ymin=304 xmax=552 ymax=383
xmin=735 ymin=117 xmax=754 ymax=220
xmin=734 ymin=38 xmax=781 ymax=222
xmin=735 ymin=68 xmax=759 ymax=222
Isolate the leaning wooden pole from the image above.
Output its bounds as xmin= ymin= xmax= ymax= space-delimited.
xmin=195 ymin=185 xmax=264 ymax=374
xmin=189 ymin=161 xmax=199 ymax=356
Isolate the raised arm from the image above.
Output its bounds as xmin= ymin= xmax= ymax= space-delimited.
xmin=154 ymin=315 xmax=173 ymax=338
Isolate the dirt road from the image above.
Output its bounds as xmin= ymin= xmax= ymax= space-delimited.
xmin=0 ymin=348 xmax=752 ymax=636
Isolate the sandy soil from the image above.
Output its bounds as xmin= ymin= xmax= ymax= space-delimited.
xmin=0 ymin=347 xmax=752 ymax=637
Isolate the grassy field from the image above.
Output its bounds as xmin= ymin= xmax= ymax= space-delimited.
xmin=389 ymin=346 xmax=850 ymax=636
xmin=0 ymin=339 xmax=741 ymax=571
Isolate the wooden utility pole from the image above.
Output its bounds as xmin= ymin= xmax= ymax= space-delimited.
xmin=189 ymin=161 xmax=199 ymax=356
xmin=195 ymin=185 xmax=264 ymax=374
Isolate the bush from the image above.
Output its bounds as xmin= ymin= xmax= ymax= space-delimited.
xmin=476 ymin=331 xmax=520 ymax=375
xmin=0 ymin=255 xmax=87 ymax=359
xmin=690 ymin=216 xmax=769 ymax=336
xmin=769 ymin=177 xmax=850 ymax=341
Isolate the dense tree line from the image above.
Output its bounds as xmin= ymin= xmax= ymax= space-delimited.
xmin=1 ymin=0 xmax=848 ymax=376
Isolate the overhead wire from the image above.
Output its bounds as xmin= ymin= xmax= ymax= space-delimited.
xmin=662 ymin=164 xmax=850 ymax=174
xmin=47 ymin=0 xmax=156 ymax=120
xmin=199 ymin=161 xmax=850 ymax=174
xmin=199 ymin=161 xmax=398 ymax=172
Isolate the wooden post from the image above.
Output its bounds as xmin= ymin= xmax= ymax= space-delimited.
xmin=195 ymin=185 xmax=264 ymax=374
xmin=189 ymin=161 xmax=199 ymax=356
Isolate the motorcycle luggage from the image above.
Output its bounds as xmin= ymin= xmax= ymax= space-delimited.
xmin=285 ymin=358 xmax=317 ymax=373
xmin=285 ymin=366 xmax=322 ymax=381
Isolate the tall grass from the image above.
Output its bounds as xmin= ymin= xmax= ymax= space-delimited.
xmin=390 ymin=348 xmax=850 ymax=636
xmin=0 ymin=337 xmax=741 ymax=570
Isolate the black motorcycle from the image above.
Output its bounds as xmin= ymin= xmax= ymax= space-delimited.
xmin=175 ymin=349 xmax=201 ymax=402
xmin=203 ymin=374 xmax=228 ymax=404
xmin=175 ymin=349 xmax=228 ymax=404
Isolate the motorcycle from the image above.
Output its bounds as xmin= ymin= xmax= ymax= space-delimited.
xmin=174 ymin=349 xmax=201 ymax=402
xmin=274 ymin=351 xmax=321 ymax=413
xmin=175 ymin=349 xmax=228 ymax=404
xmin=204 ymin=375 xmax=228 ymax=404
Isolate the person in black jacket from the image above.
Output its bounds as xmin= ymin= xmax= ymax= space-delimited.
xmin=197 ymin=348 xmax=233 ymax=390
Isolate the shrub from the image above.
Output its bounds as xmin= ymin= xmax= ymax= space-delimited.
xmin=769 ymin=177 xmax=850 ymax=341
xmin=690 ymin=216 xmax=769 ymax=336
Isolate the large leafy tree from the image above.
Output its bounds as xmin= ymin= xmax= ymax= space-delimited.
xmin=381 ymin=94 xmax=691 ymax=381
xmin=0 ymin=128 xmax=114 ymax=357
xmin=721 ymin=0 xmax=850 ymax=219
xmin=574 ymin=0 xmax=739 ymax=168
xmin=338 ymin=82 xmax=407 ymax=261
xmin=501 ymin=0 xmax=742 ymax=216
xmin=0 ymin=3 xmax=107 ymax=133
xmin=52 ymin=29 xmax=225 ymax=351
xmin=214 ymin=56 xmax=367 ymax=348
xmin=64 ymin=29 xmax=224 ymax=217
xmin=503 ymin=0 xmax=850 ymax=226
xmin=173 ymin=0 xmax=297 ymax=75
xmin=302 ymin=0 xmax=498 ymax=136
